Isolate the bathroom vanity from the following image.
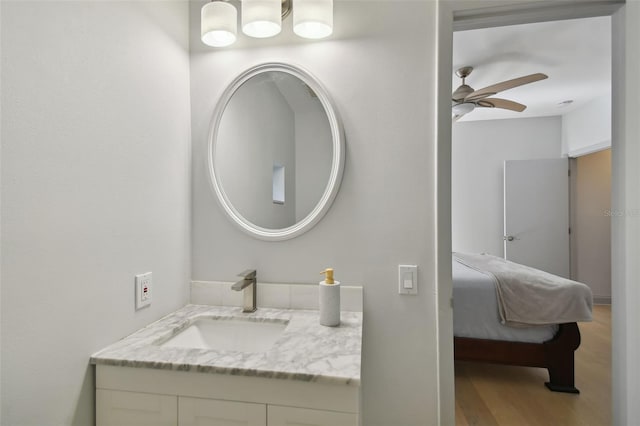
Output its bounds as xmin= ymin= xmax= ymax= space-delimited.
xmin=91 ymin=61 xmax=358 ymax=425
xmin=91 ymin=304 xmax=362 ymax=426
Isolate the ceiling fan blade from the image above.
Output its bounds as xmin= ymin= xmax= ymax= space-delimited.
xmin=476 ymin=98 xmax=527 ymax=112
xmin=464 ymin=73 xmax=548 ymax=102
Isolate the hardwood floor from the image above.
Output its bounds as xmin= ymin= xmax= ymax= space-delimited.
xmin=455 ymin=305 xmax=611 ymax=426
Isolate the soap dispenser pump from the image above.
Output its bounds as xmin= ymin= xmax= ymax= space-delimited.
xmin=319 ymin=268 xmax=340 ymax=326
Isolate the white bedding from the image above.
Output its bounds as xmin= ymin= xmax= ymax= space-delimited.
xmin=454 ymin=252 xmax=593 ymax=326
xmin=453 ymin=260 xmax=558 ymax=344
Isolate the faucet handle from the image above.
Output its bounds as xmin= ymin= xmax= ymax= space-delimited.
xmin=237 ymin=269 xmax=256 ymax=279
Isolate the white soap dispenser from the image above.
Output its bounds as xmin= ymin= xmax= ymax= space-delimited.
xmin=319 ymin=268 xmax=340 ymax=327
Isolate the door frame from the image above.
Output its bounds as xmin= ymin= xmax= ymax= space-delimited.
xmin=435 ymin=1 xmax=635 ymax=424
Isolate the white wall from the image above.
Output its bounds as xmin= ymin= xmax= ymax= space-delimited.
xmin=562 ymin=93 xmax=612 ymax=156
xmin=571 ymin=149 xmax=611 ymax=302
xmin=217 ymin=78 xmax=296 ymax=228
xmin=190 ymin=2 xmax=439 ymax=425
xmin=0 ymin=2 xmax=3 ymax=419
xmin=0 ymin=1 xmax=3 ymax=420
xmin=0 ymin=2 xmax=191 ymax=425
xmin=295 ymin=103 xmax=332 ymax=222
xmin=452 ymin=116 xmax=563 ymax=257
xmin=611 ymin=2 xmax=640 ymax=423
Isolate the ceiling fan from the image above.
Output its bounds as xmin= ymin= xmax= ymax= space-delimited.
xmin=452 ymin=66 xmax=548 ymax=121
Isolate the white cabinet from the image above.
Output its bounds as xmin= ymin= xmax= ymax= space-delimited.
xmin=96 ymin=365 xmax=359 ymax=426
xmin=96 ymin=389 xmax=177 ymax=426
xmin=268 ymin=405 xmax=358 ymax=426
xmin=179 ymin=397 xmax=266 ymax=426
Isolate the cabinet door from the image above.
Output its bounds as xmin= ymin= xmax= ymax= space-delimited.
xmin=179 ymin=396 xmax=266 ymax=426
xmin=267 ymin=405 xmax=357 ymax=426
xmin=97 ymin=389 xmax=177 ymax=426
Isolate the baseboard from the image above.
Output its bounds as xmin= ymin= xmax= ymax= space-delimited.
xmin=593 ymin=296 xmax=611 ymax=305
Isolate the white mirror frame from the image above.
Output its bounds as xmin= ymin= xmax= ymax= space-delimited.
xmin=207 ymin=62 xmax=345 ymax=241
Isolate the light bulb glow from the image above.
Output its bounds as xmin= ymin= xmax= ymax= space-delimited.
xmin=201 ymin=1 xmax=237 ymax=47
xmin=242 ymin=0 xmax=282 ymax=38
xmin=202 ymin=30 xmax=237 ymax=47
xmin=293 ymin=0 xmax=333 ymax=39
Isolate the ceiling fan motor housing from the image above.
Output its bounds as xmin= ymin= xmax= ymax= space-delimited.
xmin=452 ymin=84 xmax=474 ymax=102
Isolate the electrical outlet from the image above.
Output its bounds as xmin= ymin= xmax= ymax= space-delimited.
xmin=135 ymin=272 xmax=152 ymax=310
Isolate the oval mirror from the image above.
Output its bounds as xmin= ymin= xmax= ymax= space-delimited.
xmin=208 ymin=63 xmax=345 ymax=241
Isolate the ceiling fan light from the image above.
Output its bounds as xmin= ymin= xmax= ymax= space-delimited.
xmin=452 ymin=102 xmax=475 ymax=116
xmin=242 ymin=0 xmax=282 ymax=38
xmin=201 ymin=1 xmax=237 ymax=47
xmin=293 ymin=0 xmax=333 ymax=39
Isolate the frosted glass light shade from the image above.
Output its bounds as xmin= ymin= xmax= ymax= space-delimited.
xmin=201 ymin=1 xmax=237 ymax=47
xmin=293 ymin=0 xmax=333 ymax=39
xmin=242 ymin=0 xmax=282 ymax=38
xmin=452 ymin=103 xmax=475 ymax=116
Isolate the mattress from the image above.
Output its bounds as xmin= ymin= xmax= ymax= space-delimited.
xmin=453 ymin=259 xmax=558 ymax=344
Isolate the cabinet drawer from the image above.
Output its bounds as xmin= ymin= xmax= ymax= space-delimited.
xmin=267 ymin=405 xmax=357 ymax=426
xmin=97 ymin=389 xmax=177 ymax=426
xmin=179 ymin=396 xmax=267 ymax=426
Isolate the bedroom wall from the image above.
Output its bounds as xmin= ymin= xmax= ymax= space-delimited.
xmin=190 ymin=2 xmax=439 ymax=425
xmin=570 ymin=149 xmax=611 ymax=303
xmin=1 ymin=2 xmax=191 ymax=424
xmin=562 ymin=93 xmax=612 ymax=157
xmin=452 ymin=116 xmax=563 ymax=257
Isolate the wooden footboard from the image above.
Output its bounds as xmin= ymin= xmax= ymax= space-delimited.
xmin=454 ymin=323 xmax=581 ymax=393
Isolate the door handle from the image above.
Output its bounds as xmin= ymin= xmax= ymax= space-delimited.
xmin=504 ymin=235 xmax=516 ymax=242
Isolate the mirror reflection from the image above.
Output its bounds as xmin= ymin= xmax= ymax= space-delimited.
xmin=214 ymin=71 xmax=333 ymax=230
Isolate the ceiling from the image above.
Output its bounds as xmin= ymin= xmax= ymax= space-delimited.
xmin=452 ymin=16 xmax=611 ymax=122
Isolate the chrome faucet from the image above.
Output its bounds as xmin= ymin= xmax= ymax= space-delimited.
xmin=231 ymin=269 xmax=257 ymax=313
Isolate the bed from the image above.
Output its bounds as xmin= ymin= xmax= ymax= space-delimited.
xmin=452 ymin=253 xmax=593 ymax=394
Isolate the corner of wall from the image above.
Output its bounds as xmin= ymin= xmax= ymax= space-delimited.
xmin=562 ymin=94 xmax=612 ymax=157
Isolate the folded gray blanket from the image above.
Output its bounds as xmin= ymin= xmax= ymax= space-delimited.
xmin=453 ymin=252 xmax=593 ymax=327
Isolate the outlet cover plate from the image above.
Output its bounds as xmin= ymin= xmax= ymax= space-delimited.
xmin=135 ymin=272 xmax=152 ymax=310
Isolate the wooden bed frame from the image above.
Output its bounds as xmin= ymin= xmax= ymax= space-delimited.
xmin=454 ymin=322 xmax=581 ymax=394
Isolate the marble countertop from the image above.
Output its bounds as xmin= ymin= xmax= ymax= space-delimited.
xmin=91 ymin=305 xmax=362 ymax=386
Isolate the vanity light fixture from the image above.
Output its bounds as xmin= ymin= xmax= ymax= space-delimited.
xmin=293 ymin=0 xmax=333 ymax=39
xmin=201 ymin=1 xmax=238 ymax=47
xmin=200 ymin=0 xmax=333 ymax=47
xmin=242 ymin=0 xmax=283 ymax=38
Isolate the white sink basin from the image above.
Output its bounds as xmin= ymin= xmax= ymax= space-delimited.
xmin=159 ymin=317 xmax=288 ymax=353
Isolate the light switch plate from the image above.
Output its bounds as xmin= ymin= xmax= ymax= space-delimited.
xmin=398 ymin=265 xmax=418 ymax=295
xmin=135 ymin=272 xmax=152 ymax=310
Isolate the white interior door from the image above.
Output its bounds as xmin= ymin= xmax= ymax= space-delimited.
xmin=504 ymin=158 xmax=570 ymax=278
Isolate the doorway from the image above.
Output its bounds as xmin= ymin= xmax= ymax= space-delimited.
xmin=436 ymin=1 xmax=637 ymax=424
xmin=570 ymin=148 xmax=612 ymax=304
xmin=450 ymin=15 xmax=611 ymax=423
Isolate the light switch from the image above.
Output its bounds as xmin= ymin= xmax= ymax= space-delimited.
xmin=398 ymin=265 xmax=418 ymax=295
xmin=403 ymin=273 xmax=413 ymax=289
